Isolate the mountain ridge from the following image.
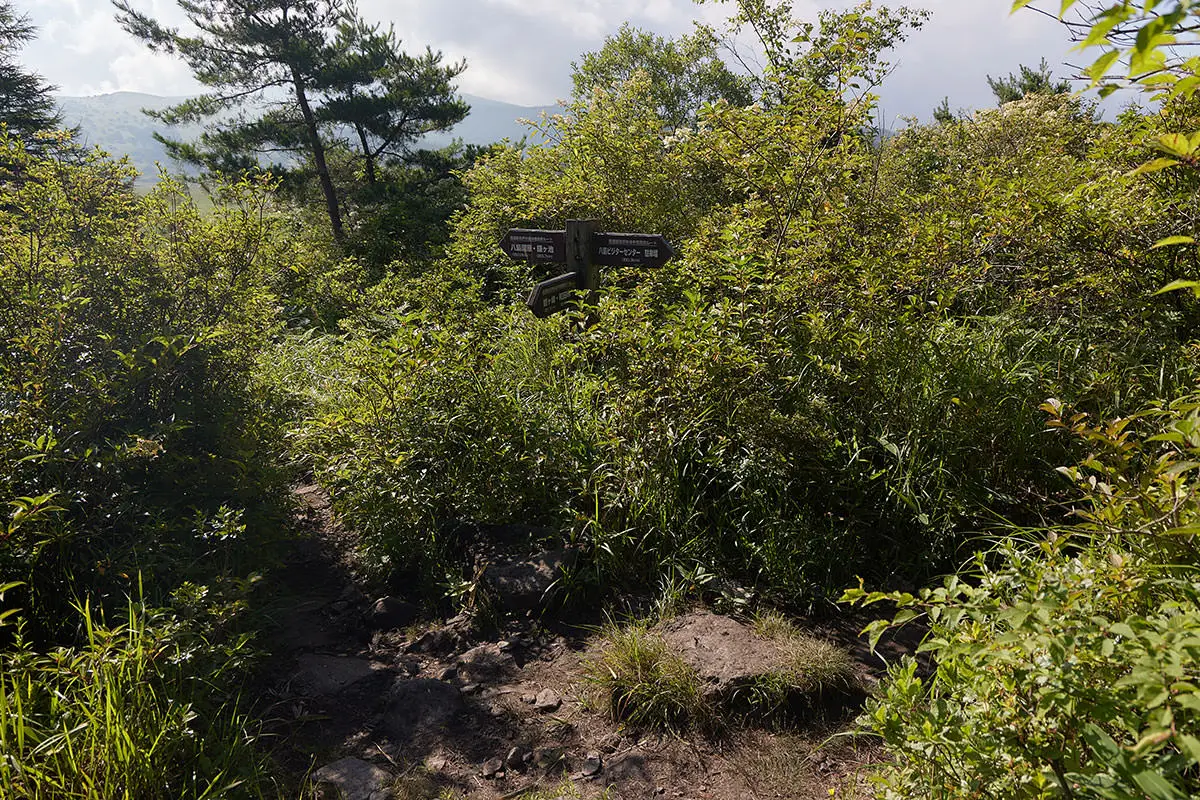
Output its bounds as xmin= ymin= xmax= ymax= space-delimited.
xmin=55 ymin=91 xmax=559 ymax=181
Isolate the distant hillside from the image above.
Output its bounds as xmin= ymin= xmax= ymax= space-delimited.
xmin=56 ymin=91 xmax=559 ymax=182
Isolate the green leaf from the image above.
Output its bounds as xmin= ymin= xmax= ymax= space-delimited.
xmin=1154 ymin=279 xmax=1200 ymax=296
xmin=1149 ymin=236 xmax=1195 ymax=250
xmin=1129 ymin=157 xmax=1181 ymax=176
xmin=1178 ymin=735 xmax=1200 ymax=766
xmin=1132 ymin=769 xmax=1183 ymax=800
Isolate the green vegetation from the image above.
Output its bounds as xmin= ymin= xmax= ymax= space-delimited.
xmin=0 ymin=0 xmax=66 ymax=147
xmin=585 ymin=619 xmax=713 ymax=732
xmin=752 ymin=611 xmax=856 ymax=696
xmin=2 ymin=0 xmax=1200 ymax=795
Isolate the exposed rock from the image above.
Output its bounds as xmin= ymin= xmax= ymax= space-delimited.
xmin=533 ymin=688 xmax=562 ymax=712
xmin=436 ymin=666 xmax=457 ymax=681
xmin=460 ymin=682 xmax=482 ymax=695
xmin=456 ymin=642 xmax=517 ymax=682
xmin=311 ymin=757 xmax=393 ymax=800
xmin=369 ymin=596 xmax=419 ymax=631
xmin=505 ymin=745 xmax=529 ymax=771
xmin=380 ymin=678 xmax=464 ymax=741
xmin=580 ymin=752 xmax=603 ymax=778
xmin=480 ymin=757 xmax=505 ymax=778
xmin=483 ymin=548 xmax=579 ymax=611
xmin=405 ymin=613 xmax=476 ymax=655
xmin=293 ymin=655 xmax=387 ymax=697
xmin=655 ymin=612 xmax=786 ymax=701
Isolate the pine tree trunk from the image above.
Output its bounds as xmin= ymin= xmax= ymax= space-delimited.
xmin=355 ymin=125 xmax=377 ymax=185
xmin=292 ymin=68 xmax=344 ymax=245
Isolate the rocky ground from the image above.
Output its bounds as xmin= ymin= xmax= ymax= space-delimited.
xmin=252 ymin=486 xmax=917 ymax=800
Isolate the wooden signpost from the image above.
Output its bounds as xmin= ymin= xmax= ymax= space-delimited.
xmin=499 ymin=219 xmax=675 ymax=318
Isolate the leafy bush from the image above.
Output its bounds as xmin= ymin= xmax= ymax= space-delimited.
xmin=0 ymin=136 xmax=309 ymax=632
xmin=847 ymin=396 xmax=1200 ymax=799
xmin=279 ymin=6 xmax=1199 ymax=605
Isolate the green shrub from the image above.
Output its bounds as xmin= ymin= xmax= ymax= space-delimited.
xmin=847 ymin=396 xmax=1200 ymax=799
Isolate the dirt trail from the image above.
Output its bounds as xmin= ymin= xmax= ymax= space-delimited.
xmin=252 ymin=485 xmax=901 ymax=800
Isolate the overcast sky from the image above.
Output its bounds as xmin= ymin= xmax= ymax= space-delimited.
xmin=16 ymin=0 xmax=1097 ymax=124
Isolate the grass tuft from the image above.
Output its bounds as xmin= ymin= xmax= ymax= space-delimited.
xmin=584 ymin=619 xmax=712 ymax=733
xmin=742 ymin=611 xmax=858 ymax=721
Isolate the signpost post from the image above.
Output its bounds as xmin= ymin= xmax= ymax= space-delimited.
xmin=499 ymin=219 xmax=674 ymax=319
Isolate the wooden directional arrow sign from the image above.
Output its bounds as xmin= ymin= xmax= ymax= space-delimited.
xmin=591 ymin=232 xmax=675 ymax=268
xmin=499 ymin=228 xmax=566 ymax=263
xmin=526 ymin=272 xmax=579 ymax=318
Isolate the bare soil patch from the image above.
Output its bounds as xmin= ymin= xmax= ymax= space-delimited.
xmin=251 ymin=485 xmax=907 ymax=799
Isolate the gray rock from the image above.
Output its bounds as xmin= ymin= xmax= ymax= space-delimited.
xmin=456 ymin=642 xmax=517 ymax=682
xmin=405 ymin=613 xmax=476 ymax=655
xmin=481 ymin=757 xmax=504 ymax=778
xmin=380 ymin=678 xmax=464 ymax=740
xmin=293 ymin=655 xmax=385 ymax=697
xmin=505 ymin=745 xmax=528 ymax=771
xmin=311 ymin=757 xmax=392 ymax=800
xmin=369 ymin=597 xmax=419 ymax=631
xmin=579 ymin=751 xmax=603 ymax=778
xmin=655 ymin=612 xmax=786 ymax=700
xmin=533 ymin=688 xmax=561 ymax=712
xmin=483 ymin=548 xmax=579 ymax=611
xmin=535 ymin=747 xmax=566 ymax=771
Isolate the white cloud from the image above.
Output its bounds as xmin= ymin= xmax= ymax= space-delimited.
xmin=15 ymin=0 xmax=1102 ymax=118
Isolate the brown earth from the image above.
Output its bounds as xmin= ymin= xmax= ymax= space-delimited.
xmin=250 ymin=485 xmax=916 ymax=800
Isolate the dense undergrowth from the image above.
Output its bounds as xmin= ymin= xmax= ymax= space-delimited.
xmin=280 ymin=87 xmax=1200 ymax=606
xmin=0 ymin=134 xmax=321 ymax=796
xmin=2 ymin=0 xmax=1200 ymax=796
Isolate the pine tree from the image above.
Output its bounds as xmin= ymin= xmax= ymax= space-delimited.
xmin=0 ymin=0 xmax=65 ymax=147
xmin=987 ymin=58 xmax=1070 ymax=105
xmin=115 ymin=0 xmax=467 ymax=245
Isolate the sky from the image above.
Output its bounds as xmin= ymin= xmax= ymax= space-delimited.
xmin=15 ymin=0 xmax=1098 ymax=124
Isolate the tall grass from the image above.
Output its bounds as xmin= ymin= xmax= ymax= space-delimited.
xmin=0 ymin=598 xmax=268 ymax=799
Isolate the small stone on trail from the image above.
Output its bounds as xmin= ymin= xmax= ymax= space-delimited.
xmin=369 ymin=596 xmax=419 ymax=631
xmin=533 ymin=688 xmax=562 ymax=712
xmin=520 ymin=692 xmax=537 ymax=705
xmin=535 ymin=747 xmax=566 ymax=771
xmin=505 ymin=745 xmax=529 ymax=771
xmin=481 ymin=757 xmax=505 ymax=778
xmin=311 ymin=757 xmax=392 ymax=800
xmin=405 ymin=613 xmax=476 ymax=655
xmin=580 ymin=752 xmax=603 ymax=778
xmin=456 ymin=642 xmax=517 ymax=682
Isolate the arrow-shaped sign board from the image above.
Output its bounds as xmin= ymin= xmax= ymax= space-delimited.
xmin=591 ymin=232 xmax=675 ymax=268
xmin=526 ymin=271 xmax=579 ymax=318
xmin=499 ymin=229 xmax=566 ymax=263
